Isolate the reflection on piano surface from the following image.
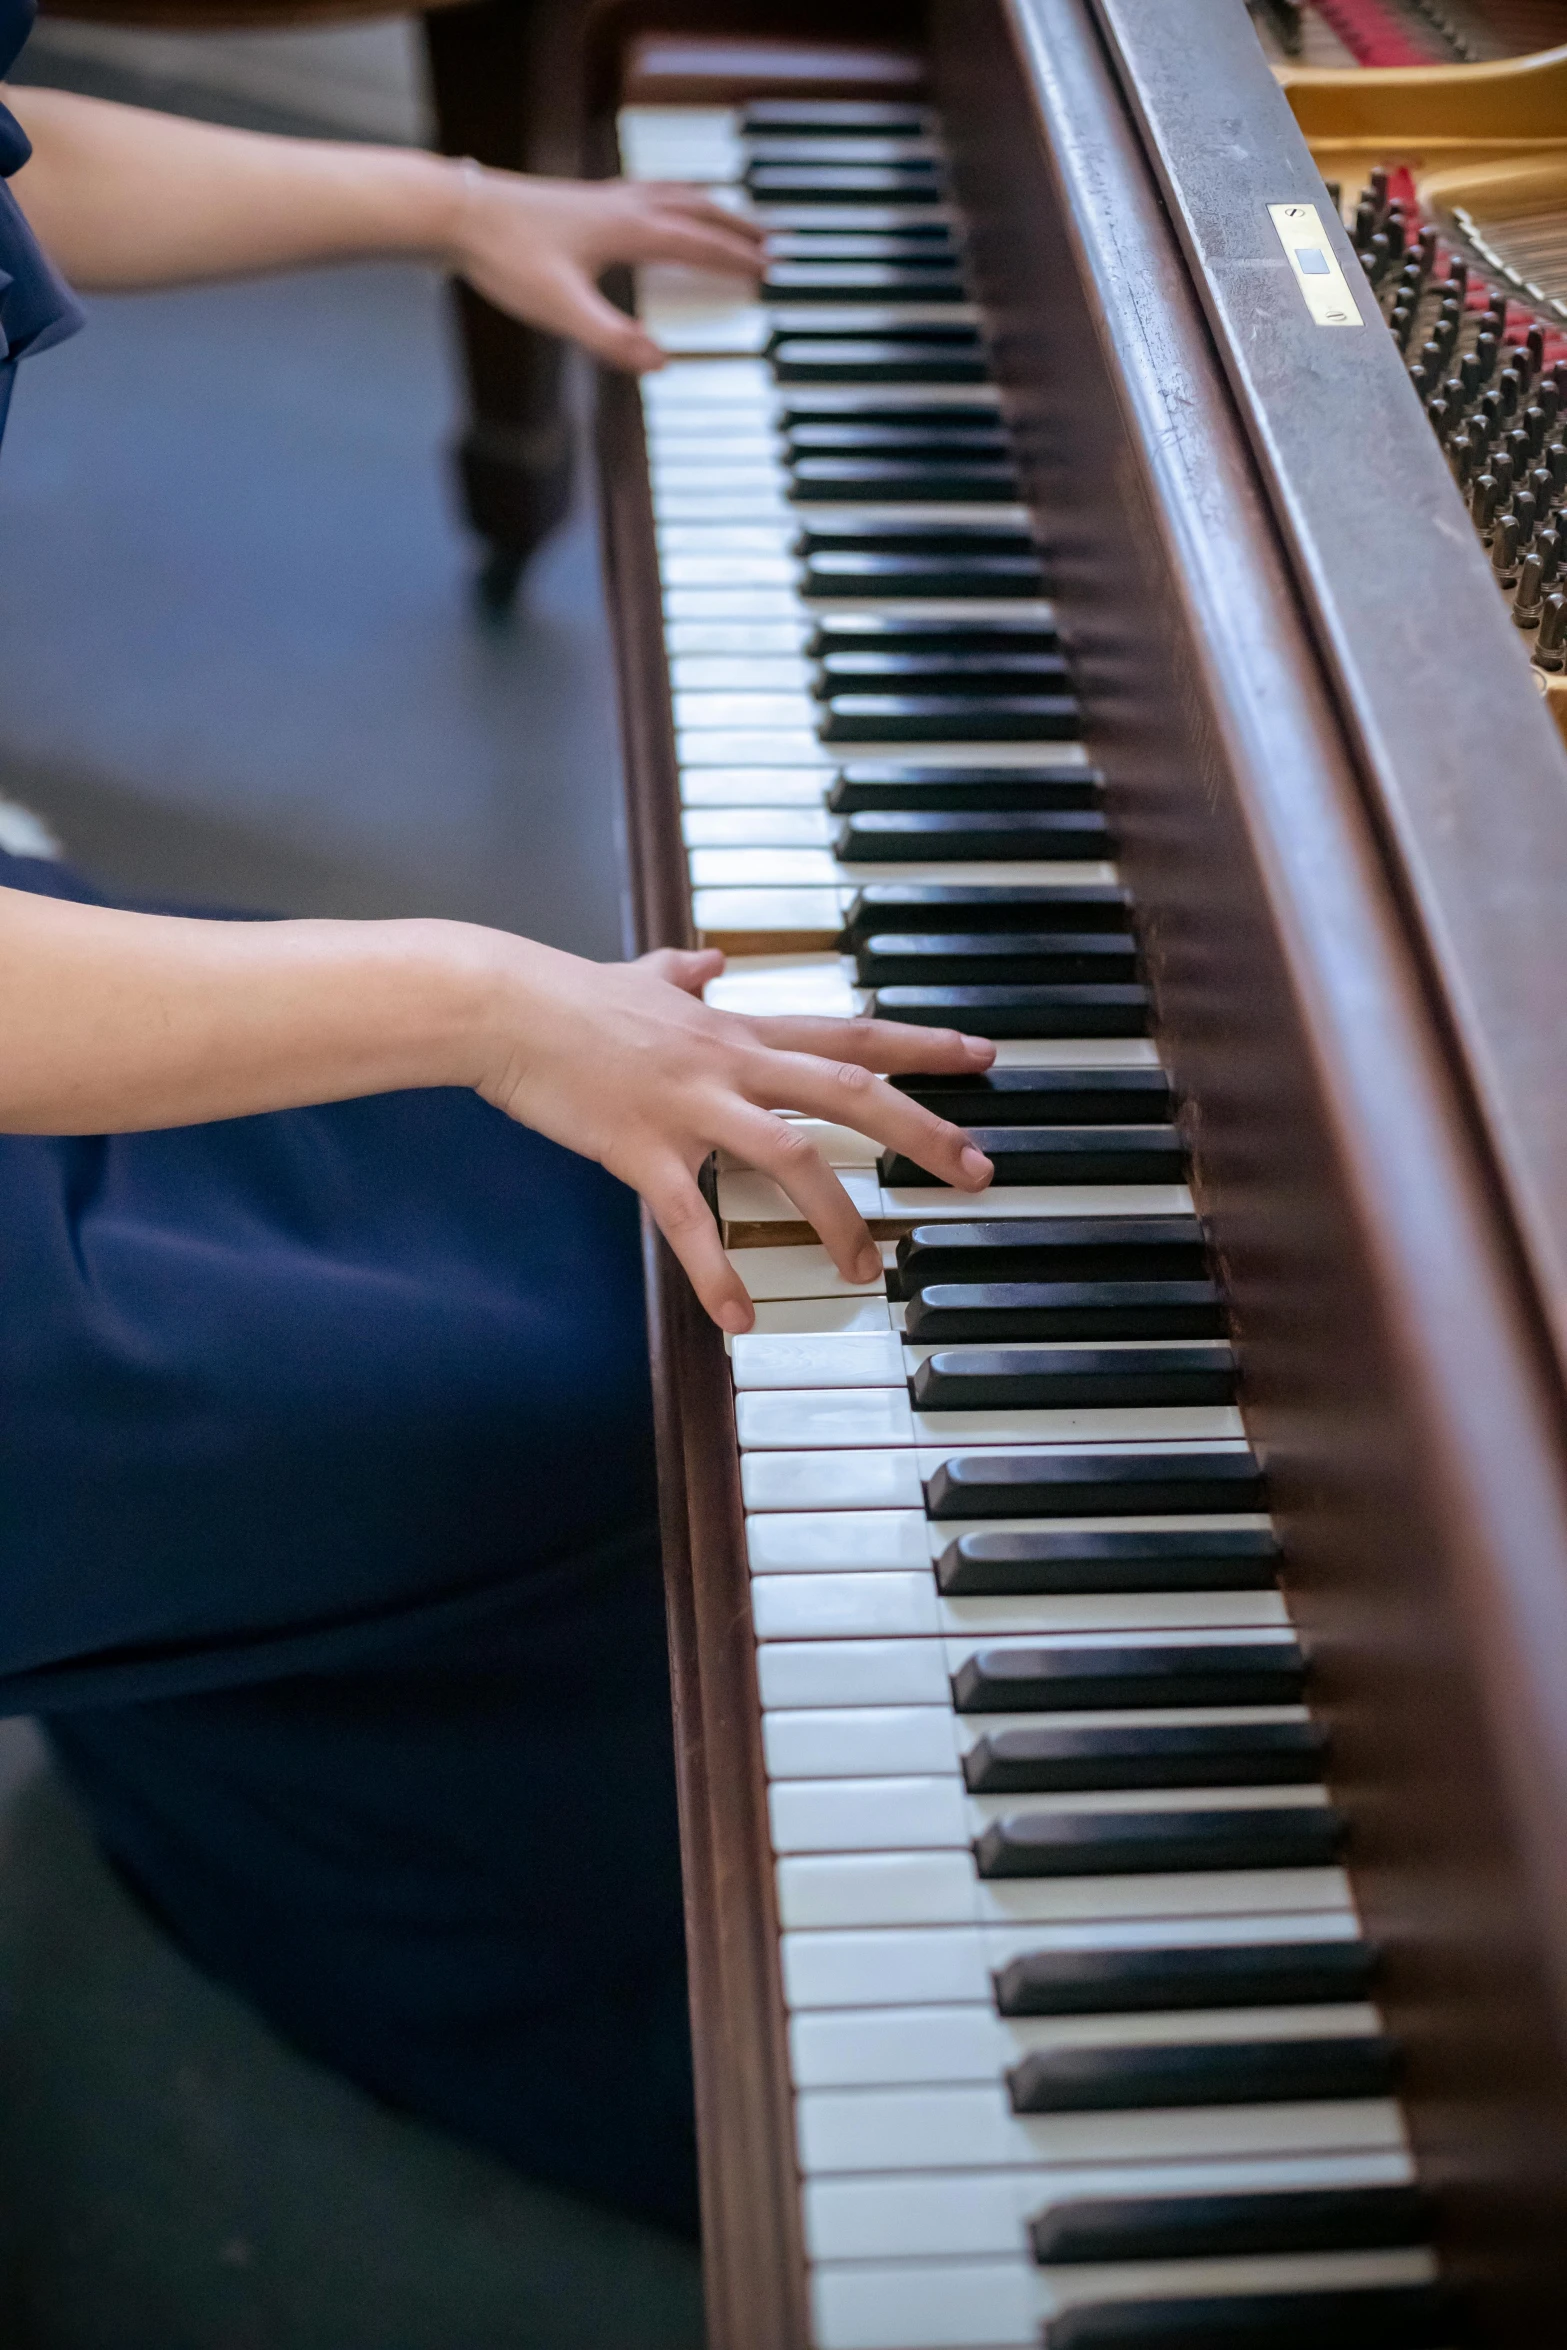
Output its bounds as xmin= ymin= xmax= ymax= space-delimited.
xmin=592 ymin=5 xmax=1567 ymax=2346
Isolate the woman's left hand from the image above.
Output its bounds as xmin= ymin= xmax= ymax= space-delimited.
xmin=446 ymin=169 xmax=765 ymax=372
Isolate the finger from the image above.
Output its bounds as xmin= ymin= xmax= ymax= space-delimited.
xmin=724 ymin=1105 xmax=884 ymax=1286
xmin=634 ymin=184 xmax=771 ymax=245
xmin=743 ymin=1052 xmax=993 ymax=1191
xmin=548 ymin=274 xmax=668 ymax=371
xmin=626 ymin=212 xmax=768 ymax=277
xmin=749 ymin=1014 xmax=997 ymax=1076
xmin=639 ymin=945 xmax=725 ymax=996
xmin=644 ymin=1163 xmax=756 ymax=1332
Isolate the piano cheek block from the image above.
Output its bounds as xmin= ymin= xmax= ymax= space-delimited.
xmin=1005 ymin=2034 xmax=1399 ymax=2115
xmin=972 ymin=1804 xmax=1345 ymax=1878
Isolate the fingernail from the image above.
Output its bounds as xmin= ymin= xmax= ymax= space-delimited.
xmin=854 ymin=1245 xmax=883 ymax=1284
xmin=959 ymin=1146 xmax=993 ymax=1186
xmin=964 ymin=1035 xmax=997 ymax=1062
xmin=718 ymin=1299 xmax=752 ymax=1333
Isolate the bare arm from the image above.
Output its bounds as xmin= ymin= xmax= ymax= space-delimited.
xmin=1 ymin=84 xmax=763 ymax=367
xmin=0 ymin=889 xmax=993 ymax=1331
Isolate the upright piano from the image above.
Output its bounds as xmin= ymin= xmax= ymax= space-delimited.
xmin=589 ymin=4 xmax=1567 ymax=2343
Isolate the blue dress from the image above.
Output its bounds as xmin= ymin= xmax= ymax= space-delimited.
xmin=0 ymin=2 xmax=695 ymax=2236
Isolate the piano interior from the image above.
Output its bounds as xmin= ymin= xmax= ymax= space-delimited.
xmin=590 ymin=2 xmax=1567 ymax=2344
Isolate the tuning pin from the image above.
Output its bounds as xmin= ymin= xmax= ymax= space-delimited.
xmin=1417 ymin=224 xmax=1439 ymax=279
xmin=1410 ymin=361 xmax=1434 ymax=399
xmin=1507 ymin=426 xmax=1533 ymax=475
xmin=1366 ymin=231 xmax=1393 ymax=282
xmin=1537 ymin=524 xmax=1563 ymax=585
xmin=1527 ymin=322 xmax=1547 ymax=378
xmin=1449 ymin=431 xmax=1476 ymax=485
xmin=1514 ymin=552 xmax=1546 ymax=627
xmin=1389 ymin=302 xmax=1414 ymax=348
xmin=1469 ymin=408 xmax=1496 ymax=457
xmin=1446 ymin=257 xmax=1469 ymax=304
xmin=1524 ymin=403 xmax=1549 ymax=455
xmin=1513 ymin=490 xmax=1539 ymax=545
xmin=1431 ymin=312 xmax=1459 ymax=357
xmin=1384 ymin=205 xmax=1407 ymax=258
xmin=1530 ymin=463 xmax=1554 ymax=511
xmin=1550 ymin=441 xmax=1567 ymax=491
xmin=1552 ymin=359 xmax=1567 ymax=402
xmin=1472 ymin=472 xmax=1501 ymax=538
xmin=1533 ymin=590 xmax=1567 ymax=671
xmin=1499 ymin=367 xmax=1524 ymax=418
xmin=1475 ymin=331 xmax=1501 ymax=383
xmin=1354 ymin=197 xmax=1378 ymax=248
xmin=1492 ymin=511 xmax=1523 ymax=583
xmin=1459 ymin=350 xmax=1483 ymax=400
xmin=1428 ymin=397 xmax=1452 ymax=441
xmin=1538 ymin=381 xmax=1560 ymax=427
xmin=1480 ymin=388 xmax=1506 ymax=437
xmin=1369 ymin=165 xmax=1389 ymax=211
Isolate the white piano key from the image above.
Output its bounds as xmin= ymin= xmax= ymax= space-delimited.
xmin=726 ymin=1119 xmax=882 ymax=1171
xmin=777 ymin=1851 xmax=1351 ymax=1931
xmin=725 ymin=1244 xmax=889 ymax=1300
xmin=754 ymin=1575 xmax=1291 ymax=1640
xmin=680 ymin=769 xmax=829 ymax=806
xmin=641 ymin=306 xmax=768 ymax=358
xmin=737 ymin=1388 xmax=916 ymax=1449
xmin=693 ymin=886 xmax=846 ymax=938
xmin=772 ymin=1773 xmax=1331 ymax=1853
xmin=758 ymin=1638 xmax=951 ymax=1710
xmin=666 ymin=588 xmax=803 ymax=619
xmin=652 ymin=477 xmax=787 ymax=507
xmin=797 ymin=2083 xmax=1406 ymax=2179
xmin=764 ymin=1704 xmax=959 ymax=1779
xmin=742 ymin=1447 xmax=924 ymax=1512
xmin=789 ymin=2000 xmax=1384 ymax=2090
xmin=780 ymin=1910 xmax=1368 ymax=2011
xmin=683 ymin=806 xmax=833 ymax=847
xmin=911 ymin=1406 xmax=1248 ymax=1446
xmin=733 ymin=1332 xmax=906 ymax=1390
xmin=663 ymin=551 xmax=797 ymax=587
xmin=753 ymin=1569 xmax=939 ymax=1640
xmin=747 ymin=1509 xmax=930 ymax=1572
xmin=720 ymin=1171 xmax=1195 ymax=1229
xmin=704 ymin=953 xmax=857 ymax=1016
xmin=641 ymin=358 xmax=770 ymax=404
xmin=674 ymin=693 xmax=822 ymax=737
xmin=809 ymin=2248 xmax=1435 ymax=2350
xmin=749 ymin=1296 xmax=896 ymax=1335
xmin=618 ymin=105 xmax=743 ymax=183
xmin=803 ymin=2148 xmax=1414 ymax=2262
xmin=990 ymin=1036 xmax=1162 ymax=1066
xmin=724 ymin=1170 xmax=884 ymax=1228
xmin=669 ymin=655 xmax=811 ymax=690
xmin=663 ymin=620 xmax=807 ymax=654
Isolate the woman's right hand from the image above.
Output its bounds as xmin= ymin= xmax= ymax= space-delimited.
xmin=473 ymin=937 xmax=996 ymax=1334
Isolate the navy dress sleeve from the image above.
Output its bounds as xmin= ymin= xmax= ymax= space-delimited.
xmin=0 ymin=0 xmax=694 ymax=2232
xmin=0 ymin=0 xmax=85 ymax=435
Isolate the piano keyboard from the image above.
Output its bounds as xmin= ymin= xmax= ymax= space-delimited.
xmin=621 ymin=92 xmax=1452 ymax=2350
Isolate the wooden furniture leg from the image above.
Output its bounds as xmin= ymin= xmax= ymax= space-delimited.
xmin=422 ymin=0 xmax=577 ymax=604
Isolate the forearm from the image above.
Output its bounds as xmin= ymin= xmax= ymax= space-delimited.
xmin=3 ymin=85 xmax=461 ymax=290
xmin=0 ymin=888 xmax=501 ymax=1132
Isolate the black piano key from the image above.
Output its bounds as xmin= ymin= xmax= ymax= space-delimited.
xmin=746 ymin=166 xmax=944 ymax=204
xmin=816 ymin=650 xmax=1068 ymax=692
xmin=1031 ymin=2181 xmax=1428 ymax=2264
xmin=783 ymin=398 xmax=1000 ymax=430
xmin=994 ymin=1939 xmax=1377 ymax=2017
xmin=764 ymin=263 xmax=967 ymax=302
xmin=778 ymin=341 xmax=992 ymax=384
xmin=882 ymin=1126 xmax=1181 ymax=1185
xmin=789 ymin=420 xmax=1006 ymax=453
xmin=836 ymin=810 xmax=1105 ymax=859
xmin=975 ymin=1804 xmax=1343 ymax=1878
xmin=936 ymin=1525 xmax=1279 ymax=1596
xmin=798 ymin=514 xmax=1032 ymax=555
xmin=904 ymin=1281 xmax=1225 ymax=1342
xmin=857 ymin=932 xmax=1134 ymax=983
xmin=773 ymin=314 xmax=979 ymax=350
xmin=768 ymin=236 xmax=961 ymax=264
xmin=893 ymin=1215 xmax=1201 ymax=1283
xmin=891 ymin=1070 xmax=1169 ymax=1128
xmin=833 ymin=770 xmax=1099 ymax=815
xmin=964 ymin=1721 xmax=1325 ymax=1794
xmin=759 ymin=209 xmax=955 ymax=239
xmin=792 ymin=456 xmax=1015 ymax=500
xmin=804 ymin=543 xmax=1041 ymax=587
xmin=843 ymin=882 xmax=1128 ymax=940
xmin=871 ymin=985 xmax=1149 ymax=1038
xmin=1043 ymin=2285 xmax=1447 ymax=2350
xmin=740 ymin=100 xmax=935 ymax=136
xmin=952 ymin=1638 xmax=1301 ymax=1715
xmin=1007 ymin=2034 xmax=1395 ymax=2114
xmin=913 ymin=1340 xmax=1235 ymax=1410
xmin=823 ymin=694 xmax=1080 ymax=743
xmin=932 ymin=1448 xmax=1265 ymax=1522
xmin=812 ymin=612 xmax=1056 ymax=653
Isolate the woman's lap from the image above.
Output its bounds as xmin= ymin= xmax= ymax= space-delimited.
xmin=0 ymin=850 xmax=694 ymax=2230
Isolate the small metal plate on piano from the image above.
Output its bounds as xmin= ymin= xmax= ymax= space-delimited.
xmin=1268 ymin=203 xmax=1363 ymax=329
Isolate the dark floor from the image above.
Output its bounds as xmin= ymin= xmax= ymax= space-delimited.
xmin=0 ymin=259 xmax=628 ymax=954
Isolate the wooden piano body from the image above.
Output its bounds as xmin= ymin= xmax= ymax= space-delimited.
xmin=590 ymin=3 xmax=1567 ymax=2340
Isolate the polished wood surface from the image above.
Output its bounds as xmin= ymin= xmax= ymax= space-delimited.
xmin=601 ymin=3 xmax=1567 ymax=2337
